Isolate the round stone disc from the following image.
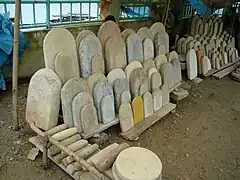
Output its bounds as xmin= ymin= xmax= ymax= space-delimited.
xmin=113 ymin=147 xmax=162 ymax=180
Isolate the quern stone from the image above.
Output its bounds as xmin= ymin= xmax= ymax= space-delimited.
xmin=26 ymin=69 xmax=62 ymax=130
xmin=132 ymin=96 xmax=144 ymax=125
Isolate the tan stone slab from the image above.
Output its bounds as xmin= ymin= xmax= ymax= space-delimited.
xmin=151 ymin=72 xmax=162 ymax=91
xmin=142 ymin=59 xmax=155 ymax=72
xmin=121 ymin=29 xmax=135 ymax=42
xmin=125 ymin=61 xmax=143 ymax=80
xmin=139 ymin=80 xmax=149 ymax=97
xmin=143 ymin=38 xmax=154 ymax=61
xmin=154 ymin=55 xmax=167 ymax=71
xmin=150 ymin=22 xmax=165 ymax=38
xmin=137 ymin=27 xmax=153 ymax=40
xmin=167 ymin=51 xmax=179 ymax=63
xmin=92 ymin=54 xmax=105 ymax=74
xmin=87 ymin=73 xmax=107 ymax=94
xmin=107 ymin=68 xmax=126 ymax=86
xmin=119 ymin=103 xmax=134 ymax=133
xmin=129 ymin=68 xmax=147 ymax=97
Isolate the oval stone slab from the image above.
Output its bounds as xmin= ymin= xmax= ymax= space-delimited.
xmin=78 ymin=35 xmax=102 ymax=79
xmin=98 ymin=21 xmax=121 ymax=54
xmin=92 ymin=54 xmax=105 ymax=74
xmin=121 ymin=29 xmax=135 ymax=42
xmin=126 ymin=33 xmax=144 ymax=63
xmin=105 ymin=36 xmax=127 ymax=73
xmin=43 ymin=28 xmax=78 ymax=71
xmin=72 ymin=92 xmax=94 ymax=133
xmin=26 ymin=68 xmax=62 ymax=131
xmin=100 ymin=95 xmax=116 ymax=124
xmin=87 ymin=73 xmax=107 ymax=94
xmin=186 ymin=49 xmax=198 ymax=80
xmin=76 ymin=30 xmax=96 ymax=48
xmin=61 ymin=77 xmax=90 ymax=127
xmin=143 ymin=92 xmax=153 ymax=118
xmin=125 ymin=61 xmax=143 ymax=80
xmin=143 ymin=38 xmax=154 ymax=61
xmin=55 ymin=52 xmax=79 ymax=84
xmin=107 ymin=68 xmax=126 ymax=86
xmin=132 ymin=96 xmax=144 ymax=125
xmin=137 ymin=27 xmax=153 ymax=40
xmin=93 ymin=81 xmax=114 ymax=122
xmin=152 ymin=88 xmax=163 ymax=112
xmin=119 ymin=103 xmax=134 ymax=133
xmin=80 ymin=104 xmax=99 ymax=134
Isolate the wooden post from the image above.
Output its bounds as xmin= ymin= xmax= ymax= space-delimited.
xmin=12 ymin=0 xmax=21 ymax=130
xmin=164 ymin=0 xmax=171 ymax=26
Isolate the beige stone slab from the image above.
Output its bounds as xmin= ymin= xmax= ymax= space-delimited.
xmin=101 ymin=95 xmax=116 ymax=124
xmin=152 ymin=88 xmax=163 ymax=112
xmin=72 ymin=91 xmax=94 ymax=133
xmin=177 ymin=37 xmax=186 ymax=54
xmin=129 ymin=68 xmax=147 ymax=97
xmin=119 ymin=103 xmax=134 ymax=133
xmin=125 ymin=61 xmax=143 ymax=80
xmin=81 ymin=104 xmax=99 ymax=134
xmin=201 ymin=56 xmax=211 ymax=75
xmin=160 ymin=63 xmax=174 ymax=90
xmin=61 ymin=77 xmax=90 ymax=127
xmin=132 ymin=96 xmax=144 ymax=125
xmin=51 ymin=127 xmax=78 ymax=141
xmin=43 ymin=28 xmax=78 ymax=71
xmin=150 ymin=22 xmax=165 ymax=38
xmin=113 ymin=79 xmax=129 ymax=111
xmin=105 ymin=36 xmax=127 ymax=73
xmin=139 ymin=80 xmax=149 ymax=97
xmin=87 ymin=73 xmax=107 ymax=94
xmin=107 ymin=68 xmax=126 ymax=86
xmin=78 ymin=35 xmax=102 ymax=79
xmin=92 ymin=54 xmax=105 ymax=74
xmin=26 ymin=68 xmax=62 ymax=131
xmin=120 ymin=91 xmax=131 ymax=105
xmin=76 ymin=30 xmax=95 ymax=48
xmin=154 ymin=55 xmax=167 ymax=71
xmin=171 ymin=59 xmax=182 ymax=85
xmin=167 ymin=51 xmax=179 ymax=63
xmin=154 ymin=32 xmax=169 ymax=54
xmin=137 ymin=27 xmax=153 ymax=40
xmin=121 ymin=29 xmax=135 ymax=42
xmin=148 ymin=67 xmax=158 ymax=81
xmin=155 ymin=45 xmax=166 ymax=56
xmin=143 ymin=92 xmax=153 ymax=118
xmin=97 ymin=21 xmax=121 ymax=54
xmin=161 ymin=84 xmax=169 ymax=106
xmin=142 ymin=59 xmax=155 ymax=72
xmin=151 ymin=71 xmax=162 ymax=91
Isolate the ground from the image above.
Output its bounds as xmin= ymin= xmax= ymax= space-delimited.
xmin=0 ymin=77 xmax=240 ymax=180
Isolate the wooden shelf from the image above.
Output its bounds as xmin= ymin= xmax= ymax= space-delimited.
xmin=121 ymin=103 xmax=176 ymax=141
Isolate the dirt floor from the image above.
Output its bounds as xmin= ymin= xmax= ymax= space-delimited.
xmin=0 ymin=77 xmax=240 ymax=180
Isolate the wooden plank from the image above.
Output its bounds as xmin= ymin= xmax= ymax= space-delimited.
xmin=213 ymin=61 xmax=240 ymax=79
xmin=121 ymin=103 xmax=176 ymax=141
xmin=81 ymin=118 xmax=119 ymax=139
xmin=204 ymin=58 xmax=240 ymax=77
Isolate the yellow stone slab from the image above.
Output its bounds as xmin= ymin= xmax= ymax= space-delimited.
xmin=132 ymin=96 xmax=144 ymax=125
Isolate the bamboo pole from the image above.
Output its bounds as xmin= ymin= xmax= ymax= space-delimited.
xmin=12 ymin=0 xmax=21 ymax=130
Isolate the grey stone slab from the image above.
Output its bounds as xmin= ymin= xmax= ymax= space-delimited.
xmin=113 ymin=79 xmax=129 ymax=111
xmin=152 ymin=88 xmax=162 ymax=112
xmin=143 ymin=59 xmax=155 ymax=73
xmin=154 ymin=55 xmax=167 ymax=71
xmin=125 ymin=61 xmax=142 ymax=80
xmin=139 ymin=80 xmax=149 ymax=97
xmin=81 ymin=104 xmax=99 ymax=134
xmin=72 ymin=92 xmax=94 ymax=133
xmin=126 ymin=33 xmax=144 ymax=63
xmin=177 ymin=37 xmax=186 ymax=54
xmin=204 ymin=23 xmax=209 ymax=35
xmin=87 ymin=73 xmax=107 ymax=94
xmin=43 ymin=28 xmax=78 ymax=71
xmin=61 ymin=77 xmax=90 ymax=127
xmin=143 ymin=38 xmax=154 ymax=61
xmin=78 ymin=35 xmax=102 ymax=79
xmin=155 ymin=45 xmax=166 ymax=56
xmin=129 ymin=68 xmax=147 ymax=97
xmin=148 ymin=67 xmax=158 ymax=82
xmin=119 ymin=103 xmax=134 ymax=133
xmin=171 ymin=59 xmax=182 ymax=84
xmin=120 ymin=91 xmax=131 ymax=105
xmin=167 ymin=51 xmax=179 ymax=63
xmin=160 ymin=63 xmax=175 ymax=90
xmin=100 ymin=95 xmax=116 ymax=124
xmin=105 ymin=36 xmax=127 ymax=73
xmin=143 ymin=92 xmax=153 ymax=118
xmin=154 ymin=32 xmax=169 ymax=54
xmin=55 ymin=52 xmax=79 ymax=84
xmin=107 ymin=68 xmax=126 ymax=86
xmin=76 ymin=30 xmax=95 ymax=48
xmin=161 ymin=84 xmax=169 ymax=106
xmin=92 ymin=54 xmax=105 ymax=74
xmin=186 ymin=49 xmax=198 ymax=80
xmin=93 ymin=81 xmax=114 ymax=122
xmin=26 ymin=68 xmax=62 ymax=130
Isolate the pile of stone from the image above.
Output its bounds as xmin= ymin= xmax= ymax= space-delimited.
xmin=26 ymin=21 xmax=186 ymax=140
xmin=177 ymin=15 xmax=239 ymax=79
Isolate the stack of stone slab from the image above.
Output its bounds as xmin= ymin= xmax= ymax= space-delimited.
xmin=177 ymin=15 xmax=239 ymax=79
xmin=29 ymin=124 xmax=131 ymax=180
